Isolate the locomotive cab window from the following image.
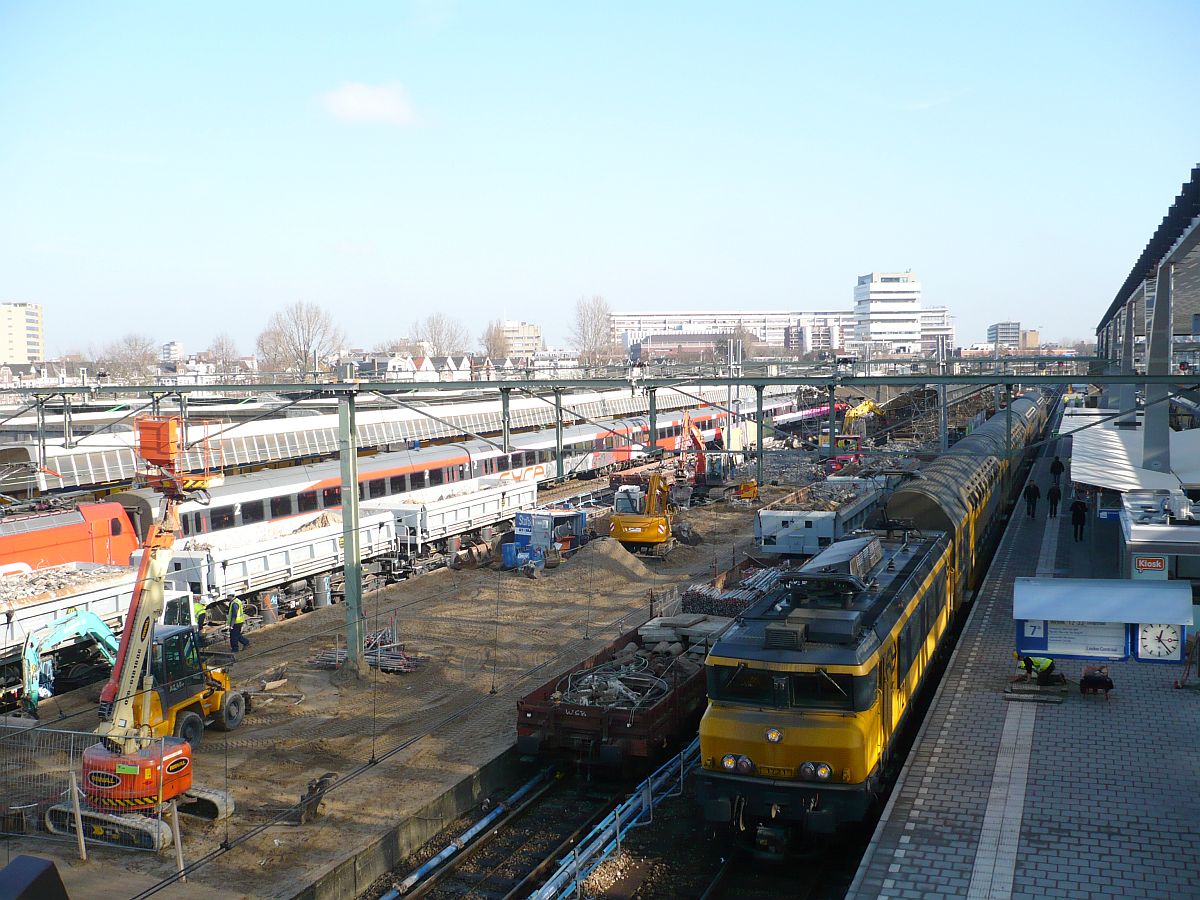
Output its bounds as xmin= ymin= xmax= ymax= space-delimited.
xmin=111 ymin=517 xmax=123 ymax=536
xmin=708 ymin=665 xmax=776 ymax=705
xmin=790 ymin=669 xmax=877 ymax=711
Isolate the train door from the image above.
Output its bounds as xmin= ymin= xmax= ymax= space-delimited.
xmin=880 ymin=643 xmax=897 ymax=745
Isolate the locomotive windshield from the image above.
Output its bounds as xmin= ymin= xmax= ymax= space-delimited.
xmin=708 ymin=665 xmax=877 ymax=711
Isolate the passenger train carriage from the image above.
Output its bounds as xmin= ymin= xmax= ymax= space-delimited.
xmin=697 ymin=393 xmax=1049 ymax=855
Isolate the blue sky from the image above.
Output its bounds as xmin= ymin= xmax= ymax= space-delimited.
xmin=2 ymin=1 xmax=1198 ymax=356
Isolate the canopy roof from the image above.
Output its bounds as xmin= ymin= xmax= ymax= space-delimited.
xmin=1014 ymin=577 xmax=1192 ymax=625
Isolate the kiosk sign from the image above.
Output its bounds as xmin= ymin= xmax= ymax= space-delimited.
xmin=1132 ymin=555 xmax=1168 ymax=580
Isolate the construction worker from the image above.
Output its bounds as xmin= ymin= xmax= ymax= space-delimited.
xmin=1013 ymin=651 xmax=1057 ymax=685
xmin=192 ymin=596 xmax=208 ymax=629
xmin=227 ymin=596 xmax=251 ymax=653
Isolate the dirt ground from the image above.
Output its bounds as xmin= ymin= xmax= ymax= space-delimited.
xmin=6 ymin=490 xmax=784 ymax=899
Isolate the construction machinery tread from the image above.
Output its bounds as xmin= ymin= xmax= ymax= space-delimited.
xmin=179 ymin=783 xmax=235 ymax=820
xmin=45 ymin=802 xmax=172 ymax=852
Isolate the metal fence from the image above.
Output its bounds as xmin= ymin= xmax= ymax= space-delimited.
xmin=0 ymin=720 xmax=179 ymax=857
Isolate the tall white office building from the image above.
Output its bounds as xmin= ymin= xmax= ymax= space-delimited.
xmin=853 ymin=273 xmax=924 ymax=353
xmin=0 ymin=302 xmax=44 ymax=365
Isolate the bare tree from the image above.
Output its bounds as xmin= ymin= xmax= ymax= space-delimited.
xmin=94 ymin=334 xmax=158 ymax=382
xmin=208 ymin=332 xmax=239 ymax=374
xmin=412 ymin=314 xmax=469 ymax=356
xmin=479 ymin=320 xmax=509 ymax=360
xmin=373 ymin=338 xmax=419 ymax=354
xmin=570 ymin=295 xmax=616 ymax=365
xmin=255 ymin=301 xmax=346 ymax=378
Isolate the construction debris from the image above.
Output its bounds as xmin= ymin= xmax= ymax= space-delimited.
xmin=681 ymin=566 xmax=787 ymax=618
xmin=0 ymin=564 xmax=128 ymax=605
xmin=309 ymin=629 xmax=427 ymax=674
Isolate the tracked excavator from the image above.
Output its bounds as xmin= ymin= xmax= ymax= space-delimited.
xmin=610 ymin=472 xmax=698 ymax=556
xmin=45 ymin=417 xmax=242 ymax=851
xmin=20 ymin=610 xmax=118 ymax=718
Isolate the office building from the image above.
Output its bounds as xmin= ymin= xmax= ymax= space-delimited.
xmin=161 ymin=340 xmax=184 ymax=363
xmin=611 ymin=311 xmax=797 ymax=349
xmin=0 ymin=302 xmax=44 ymax=365
xmin=987 ymin=321 xmax=1021 ymax=349
xmin=499 ymin=321 xmax=543 ymax=357
xmin=920 ymin=308 xmax=956 ymax=357
xmin=783 ymin=311 xmax=858 ymax=353
xmin=853 ymin=273 xmax=923 ymax=353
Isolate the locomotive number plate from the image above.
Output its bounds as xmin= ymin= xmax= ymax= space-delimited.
xmin=758 ymin=765 xmax=794 ymax=778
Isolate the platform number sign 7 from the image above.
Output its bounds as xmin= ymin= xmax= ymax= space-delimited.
xmin=1023 ymin=621 xmax=1044 ymax=638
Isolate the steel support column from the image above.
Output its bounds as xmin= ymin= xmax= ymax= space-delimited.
xmin=500 ymin=388 xmax=511 ymax=453
xmin=35 ymin=397 xmax=46 ymax=470
xmin=1144 ymin=263 xmax=1173 ymax=472
xmin=62 ymin=394 xmax=74 ymax=449
xmin=755 ymin=384 xmax=765 ymax=487
xmin=648 ymin=389 xmax=657 ymax=457
xmin=1117 ymin=297 xmax=1137 ymax=425
xmin=338 ymin=393 xmax=366 ymax=678
xmin=554 ymin=388 xmax=564 ymax=481
xmin=825 ymin=385 xmax=837 ymax=459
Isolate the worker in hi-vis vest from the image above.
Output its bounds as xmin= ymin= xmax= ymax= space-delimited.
xmin=1014 ymin=651 xmax=1056 ymax=685
xmin=228 ymin=596 xmax=251 ymax=653
xmin=192 ymin=596 xmax=208 ymax=629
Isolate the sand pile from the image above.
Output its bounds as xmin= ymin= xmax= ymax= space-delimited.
xmin=568 ymin=536 xmax=653 ymax=579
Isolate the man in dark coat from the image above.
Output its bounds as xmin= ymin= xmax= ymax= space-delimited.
xmin=1049 ymin=456 xmax=1065 ymax=486
xmin=1070 ymin=497 xmax=1088 ymax=541
xmin=1023 ymin=482 xmax=1041 ymax=518
xmin=1047 ymin=484 xmax=1062 ymax=518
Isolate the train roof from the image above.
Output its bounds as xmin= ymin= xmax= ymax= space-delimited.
xmin=707 ymin=532 xmax=950 ymax=670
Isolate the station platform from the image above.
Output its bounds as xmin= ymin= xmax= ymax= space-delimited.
xmin=849 ymin=433 xmax=1200 ymax=899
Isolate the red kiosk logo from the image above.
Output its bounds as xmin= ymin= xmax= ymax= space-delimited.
xmin=1134 ymin=556 xmax=1165 ymax=572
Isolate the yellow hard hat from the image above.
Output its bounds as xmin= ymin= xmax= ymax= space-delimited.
xmin=1012 ymin=650 xmax=1020 ymax=659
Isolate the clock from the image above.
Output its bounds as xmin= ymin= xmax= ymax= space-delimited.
xmin=1135 ymin=623 xmax=1184 ymax=662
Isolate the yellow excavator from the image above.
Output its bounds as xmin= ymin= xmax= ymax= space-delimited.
xmin=841 ymin=399 xmax=885 ymax=436
xmin=610 ymin=473 xmax=694 ymax=557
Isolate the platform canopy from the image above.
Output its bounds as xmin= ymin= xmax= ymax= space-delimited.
xmin=1014 ymin=577 xmax=1193 ymax=625
xmin=1068 ymin=418 xmax=1182 ymax=492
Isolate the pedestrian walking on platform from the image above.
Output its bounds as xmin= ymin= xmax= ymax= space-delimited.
xmin=1050 ymin=456 xmax=1065 ymax=486
xmin=1070 ymin=497 xmax=1088 ymax=542
xmin=1023 ymin=482 xmax=1041 ymax=518
xmin=1047 ymin=484 xmax=1062 ymax=518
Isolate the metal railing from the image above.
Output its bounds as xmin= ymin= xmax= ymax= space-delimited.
xmin=530 ymin=735 xmax=700 ymax=898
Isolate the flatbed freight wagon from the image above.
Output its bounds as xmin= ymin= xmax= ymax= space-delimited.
xmin=516 ymin=614 xmax=730 ymax=768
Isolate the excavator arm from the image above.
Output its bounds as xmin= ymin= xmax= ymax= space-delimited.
xmin=21 ymin=610 xmax=118 ymax=716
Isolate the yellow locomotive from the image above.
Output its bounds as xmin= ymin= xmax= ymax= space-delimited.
xmin=697 ymin=393 xmax=1049 ymax=855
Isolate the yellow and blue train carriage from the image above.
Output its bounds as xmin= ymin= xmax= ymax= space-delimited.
xmin=696 ymin=532 xmax=953 ymax=856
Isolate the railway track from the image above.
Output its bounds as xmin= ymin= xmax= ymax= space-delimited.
xmin=392 ymin=774 xmax=616 ymax=900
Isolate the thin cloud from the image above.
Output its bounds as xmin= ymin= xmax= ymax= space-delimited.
xmin=321 ymin=82 xmax=417 ymax=125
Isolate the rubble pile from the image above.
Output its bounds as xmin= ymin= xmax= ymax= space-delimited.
xmin=551 ymin=615 xmax=730 ymax=710
xmin=0 ymin=564 xmax=128 ymax=605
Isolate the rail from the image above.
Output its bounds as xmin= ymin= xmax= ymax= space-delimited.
xmin=529 ymin=736 xmax=700 ymax=899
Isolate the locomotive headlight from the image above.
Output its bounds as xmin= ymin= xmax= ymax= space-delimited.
xmin=765 ymin=727 xmax=783 ymax=744
xmin=721 ymin=754 xmax=737 ymax=771
xmin=799 ymin=762 xmax=817 ymax=781
xmin=815 ymin=763 xmax=833 ymax=781
xmin=735 ymin=755 xmax=755 ymax=775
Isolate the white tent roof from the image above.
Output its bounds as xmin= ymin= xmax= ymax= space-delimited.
xmin=1014 ymin=577 xmax=1193 ymax=625
xmin=1068 ymin=419 xmax=1182 ymax=492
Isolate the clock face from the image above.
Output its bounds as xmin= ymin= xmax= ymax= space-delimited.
xmin=1137 ymin=623 xmax=1182 ymax=660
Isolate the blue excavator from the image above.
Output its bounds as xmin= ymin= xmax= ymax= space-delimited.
xmin=20 ymin=610 xmax=119 ymax=718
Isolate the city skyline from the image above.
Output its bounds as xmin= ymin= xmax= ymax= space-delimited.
xmin=2 ymin=2 xmax=1198 ymax=356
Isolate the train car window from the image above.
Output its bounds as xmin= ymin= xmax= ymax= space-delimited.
xmin=390 ymin=475 xmax=405 ymax=493
xmin=411 ymin=471 xmax=426 ymax=490
xmin=707 ymin=666 xmax=776 ymax=706
xmin=369 ymin=479 xmax=386 ymax=499
xmin=483 ymin=459 xmax=494 ymax=475
xmin=496 ymin=456 xmax=510 ymax=473
xmin=430 ymin=467 xmax=445 ymax=486
xmin=110 ymin=517 xmax=123 ymax=536
xmin=210 ymin=506 xmax=236 ymax=530
xmin=181 ymin=516 xmax=192 ymax=536
xmin=298 ymin=491 xmax=318 ymax=513
xmin=359 ymin=483 xmax=368 ymax=501
xmin=458 ymin=465 xmax=468 ymax=481
xmin=192 ymin=512 xmax=207 ymax=534
xmin=241 ymin=500 xmax=266 ymax=525
xmin=271 ymin=496 xmax=293 ymax=518
xmin=789 ymin=672 xmax=855 ymax=710
xmin=322 ymin=486 xmax=341 ymax=507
